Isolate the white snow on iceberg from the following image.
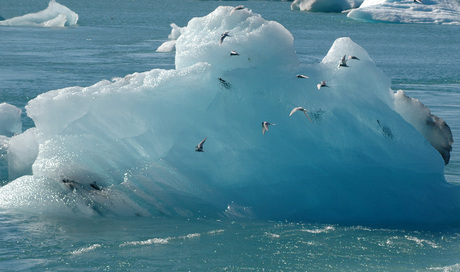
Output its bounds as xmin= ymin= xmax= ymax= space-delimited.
xmin=0 ymin=0 xmax=78 ymax=27
xmin=0 ymin=6 xmax=458 ymax=225
xmin=292 ymin=0 xmax=364 ymax=12
xmin=348 ymin=0 xmax=460 ymax=25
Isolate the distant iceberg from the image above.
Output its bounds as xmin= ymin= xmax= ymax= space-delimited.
xmin=0 ymin=6 xmax=458 ymax=225
xmin=0 ymin=0 xmax=78 ymax=27
xmin=156 ymin=23 xmax=184 ymax=53
xmin=348 ymin=0 xmax=460 ymax=24
xmin=291 ymin=0 xmax=364 ymax=12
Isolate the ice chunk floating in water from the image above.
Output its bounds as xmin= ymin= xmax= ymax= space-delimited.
xmin=0 ymin=0 xmax=78 ymax=27
xmin=348 ymin=0 xmax=460 ymax=24
xmin=291 ymin=0 xmax=364 ymax=13
xmin=156 ymin=23 xmax=184 ymax=53
xmin=0 ymin=6 xmax=458 ymax=225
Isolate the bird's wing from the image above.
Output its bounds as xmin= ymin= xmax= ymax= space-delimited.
xmin=289 ymin=108 xmax=299 ymax=116
xmin=303 ymin=111 xmax=313 ymax=123
xmin=317 ymin=84 xmax=322 ymax=90
xmin=199 ymin=137 xmax=207 ymax=147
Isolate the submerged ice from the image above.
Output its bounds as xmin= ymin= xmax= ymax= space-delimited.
xmin=0 ymin=6 xmax=458 ymax=225
xmin=0 ymin=0 xmax=78 ymax=27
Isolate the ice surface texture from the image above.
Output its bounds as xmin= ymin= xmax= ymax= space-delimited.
xmin=0 ymin=0 xmax=78 ymax=27
xmin=0 ymin=6 xmax=458 ymax=225
xmin=348 ymin=0 xmax=460 ymax=24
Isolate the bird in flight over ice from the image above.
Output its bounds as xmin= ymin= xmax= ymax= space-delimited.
xmin=339 ymin=55 xmax=360 ymax=67
xmin=317 ymin=81 xmax=328 ymax=90
xmin=262 ymin=121 xmax=276 ymax=135
xmin=195 ymin=137 xmax=207 ymax=152
xmin=220 ymin=32 xmax=231 ymax=45
xmin=230 ymin=50 xmax=240 ymax=57
xmin=296 ymin=74 xmax=309 ymax=79
xmin=413 ymin=0 xmax=423 ymax=3
xmin=289 ymin=107 xmax=312 ymax=122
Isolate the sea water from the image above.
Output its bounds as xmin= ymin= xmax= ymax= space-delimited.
xmin=1 ymin=0 xmax=460 ymax=270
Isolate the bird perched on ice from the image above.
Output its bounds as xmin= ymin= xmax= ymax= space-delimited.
xmin=220 ymin=31 xmax=231 ymax=45
xmin=317 ymin=81 xmax=328 ymax=90
xmin=195 ymin=137 xmax=207 ymax=152
xmin=339 ymin=55 xmax=360 ymax=67
xmin=230 ymin=50 xmax=240 ymax=57
xmin=296 ymin=74 xmax=309 ymax=79
xmin=262 ymin=121 xmax=276 ymax=135
xmin=289 ymin=107 xmax=312 ymax=122
xmin=231 ymin=5 xmax=245 ymax=14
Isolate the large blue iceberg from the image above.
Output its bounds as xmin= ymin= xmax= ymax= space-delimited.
xmin=348 ymin=0 xmax=460 ymax=24
xmin=0 ymin=0 xmax=78 ymax=27
xmin=0 ymin=6 xmax=458 ymax=225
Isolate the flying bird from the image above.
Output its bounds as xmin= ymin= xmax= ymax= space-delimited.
xmin=296 ymin=74 xmax=309 ymax=79
xmin=220 ymin=31 xmax=231 ymax=45
xmin=414 ymin=0 xmax=423 ymax=3
xmin=317 ymin=81 xmax=328 ymax=90
xmin=195 ymin=137 xmax=207 ymax=152
xmin=289 ymin=107 xmax=312 ymax=122
xmin=339 ymin=55 xmax=360 ymax=67
xmin=230 ymin=50 xmax=240 ymax=57
xmin=231 ymin=5 xmax=245 ymax=14
xmin=262 ymin=121 xmax=276 ymax=135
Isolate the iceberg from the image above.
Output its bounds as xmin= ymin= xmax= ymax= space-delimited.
xmin=292 ymin=0 xmax=364 ymax=12
xmin=0 ymin=6 xmax=458 ymax=225
xmin=0 ymin=0 xmax=78 ymax=27
xmin=348 ymin=0 xmax=460 ymax=24
xmin=156 ymin=23 xmax=184 ymax=53
xmin=0 ymin=103 xmax=22 ymax=137
xmin=0 ymin=103 xmax=23 ymax=184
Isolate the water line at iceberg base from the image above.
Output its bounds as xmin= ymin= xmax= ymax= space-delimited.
xmin=0 ymin=6 xmax=458 ymax=227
